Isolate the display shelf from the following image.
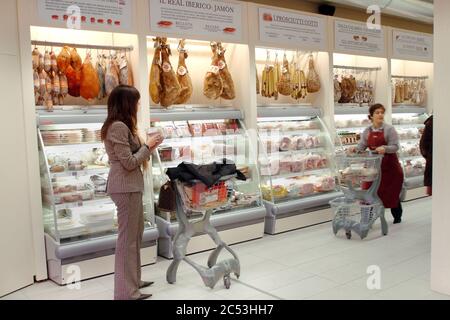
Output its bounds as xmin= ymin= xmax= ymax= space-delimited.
xmin=265 ymin=147 xmax=326 ymax=157
xmin=394 ymin=123 xmax=425 ymax=128
xmin=44 ymin=142 xmax=104 ymax=151
xmin=263 ymin=167 xmax=332 ymax=180
xmin=334 ymin=105 xmax=370 ymax=115
xmin=161 ymin=133 xmax=242 ymax=142
xmin=392 ymin=106 xmax=428 ymax=113
xmin=53 ymin=197 xmax=113 ymax=211
xmin=150 ymin=107 xmax=243 ymax=122
xmin=50 ymin=167 xmax=109 ymax=178
xmin=400 ymin=155 xmax=423 ymax=162
xmin=37 ymin=109 xmax=108 ymax=126
xmin=257 ymin=106 xmax=321 ymax=118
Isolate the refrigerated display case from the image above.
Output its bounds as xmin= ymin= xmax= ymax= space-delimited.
xmin=257 ymin=106 xmax=342 ymax=234
xmin=392 ymin=110 xmax=429 ymax=201
xmin=37 ymin=110 xmax=158 ymax=285
xmin=150 ymin=107 xmax=266 ymax=258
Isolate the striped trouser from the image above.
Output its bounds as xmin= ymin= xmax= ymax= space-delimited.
xmin=110 ymin=192 xmax=144 ymax=300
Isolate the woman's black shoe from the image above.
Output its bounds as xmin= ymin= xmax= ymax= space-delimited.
xmin=139 ymin=281 xmax=154 ymax=289
xmin=393 ymin=218 xmax=402 ymax=224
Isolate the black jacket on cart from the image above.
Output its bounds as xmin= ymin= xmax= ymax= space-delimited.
xmin=166 ymin=159 xmax=246 ymax=187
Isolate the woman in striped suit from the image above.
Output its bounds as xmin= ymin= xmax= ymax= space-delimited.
xmin=101 ymin=85 xmax=163 ymax=300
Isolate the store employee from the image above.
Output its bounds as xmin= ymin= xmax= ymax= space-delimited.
xmin=353 ymin=103 xmax=405 ymax=224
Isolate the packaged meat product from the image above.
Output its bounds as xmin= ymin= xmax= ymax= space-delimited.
xmin=174 ymin=122 xmax=191 ymax=137
xmin=158 ymin=146 xmax=180 ymax=162
xmin=174 ymin=39 xmax=193 ymax=104
xmin=299 ymin=182 xmax=315 ymax=195
xmin=292 ymin=136 xmax=306 ymax=150
xmin=57 ymin=46 xmax=71 ymax=74
xmin=277 ymin=53 xmax=292 ymax=96
xmin=149 ymin=39 xmax=162 ymax=104
xmin=305 ymin=136 xmax=315 ymax=149
xmin=180 ymin=146 xmax=191 ymax=159
xmin=314 ymin=176 xmax=336 ymax=192
xmin=50 ymin=50 xmax=58 ymax=73
xmin=32 ymin=47 xmax=40 ymax=71
xmin=216 ymin=122 xmax=228 ymax=135
xmin=279 ymin=156 xmax=292 ymax=173
xmin=203 ymin=42 xmax=223 ymax=100
xmin=162 ymin=123 xmax=177 ymax=138
xmin=188 ymin=122 xmax=203 ymax=137
xmin=217 ymin=42 xmax=235 ymax=100
xmin=96 ymin=54 xmax=107 ymax=100
xmin=80 ymin=53 xmax=100 ymax=100
xmin=202 ymin=123 xmax=219 ymax=136
xmin=105 ymin=57 xmax=120 ymax=96
xmin=259 ymin=159 xmax=280 ymax=176
xmin=50 ymin=164 xmax=65 ymax=173
xmin=305 ymin=154 xmax=321 ymax=170
xmin=279 ymin=136 xmax=292 ymax=151
xmin=291 ymin=155 xmax=306 ymax=172
xmin=160 ymin=39 xmax=182 ymax=107
xmin=62 ymin=193 xmax=83 ymax=203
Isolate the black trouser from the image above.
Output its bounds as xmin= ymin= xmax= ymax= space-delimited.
xmin=391 ymin=201 xmax=403 ymax=220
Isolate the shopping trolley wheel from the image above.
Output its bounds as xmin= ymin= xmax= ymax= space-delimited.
xmin=235 ymin=273 xmax=240 ymax=279
xmin=346 ymin=231 xmax=352 ymax=239
xmin=224 ymin=275 xmax=231 ymax=289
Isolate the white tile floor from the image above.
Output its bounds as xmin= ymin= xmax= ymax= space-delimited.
xmin=3 ymin=197 xmax=450 ymax=300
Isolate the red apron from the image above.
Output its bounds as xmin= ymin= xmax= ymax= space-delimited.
xmin=367 ymin=129 xmax=404 ymax=208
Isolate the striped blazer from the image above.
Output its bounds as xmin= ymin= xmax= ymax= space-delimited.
xmin=105 ymin=121 xmax=151 ymax=194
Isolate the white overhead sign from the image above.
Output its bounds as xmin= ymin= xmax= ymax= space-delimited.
xmin=258 ymin=8 xmax=327 ymax=50
xmin=38 ymin=0 xmax=133 ymax=30
xmin=149 ymin=0 xmax=243 ymax=41
xmin=334 ymin=20 xmax=385 ymax=56
xmin=393 ymin=30 xmax=433 ymax=61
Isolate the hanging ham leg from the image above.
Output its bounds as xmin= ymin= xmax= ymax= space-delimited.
xmin=203 ymin=42 xmax=223 ymax=100
xmin=149 ymin=38 xmax=162 ymax=104
xmin=80 ymin=52 xmax=100 ymax=100
xmin=217 ymin=42 xmax=235 ymax=100
xmin=105 ymin=56 xmax=120 ymax=96
xmin=174 ymin=39 xmax=193 ymax=105
xmin=159 ymin=39 xmax=181 ymax=107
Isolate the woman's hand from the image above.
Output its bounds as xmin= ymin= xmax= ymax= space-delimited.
xmin=376 ymin=146 xmax=386 ymax=155
xmin=146 ymin=133 xmax=163 ymax=150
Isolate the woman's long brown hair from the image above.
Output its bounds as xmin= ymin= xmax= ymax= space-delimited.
xmin=101 ymin=85 xmax=140 ymax=140
xmin=101 ymin=85 xmax=148 ymax=169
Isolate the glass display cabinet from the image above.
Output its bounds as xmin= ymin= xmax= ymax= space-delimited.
xmin=37 ymin=110 xmax=159 ymax=284
xmin=257 ymin=106 xmax=342 ymax=235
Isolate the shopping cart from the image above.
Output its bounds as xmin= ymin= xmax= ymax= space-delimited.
xmin=330 ymin=152 xmax=388 ymax=239
xmin=166 ymin=175 xmax=240 ymax=289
